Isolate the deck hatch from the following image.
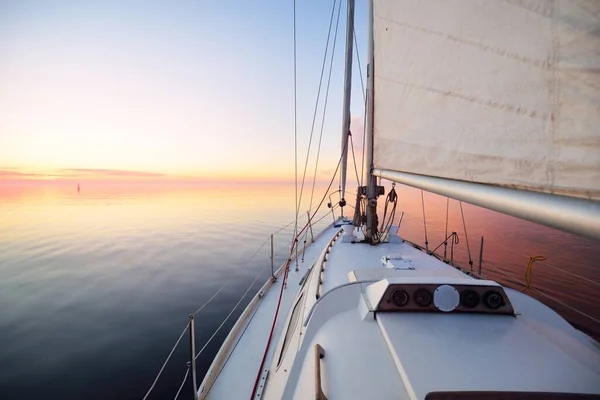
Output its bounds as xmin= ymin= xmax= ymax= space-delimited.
xmin=277 ymin=293 xmax=305 ymax=367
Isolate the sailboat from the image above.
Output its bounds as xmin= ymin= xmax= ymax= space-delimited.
xmin=146 ymin=1 xmax=600 ymax=399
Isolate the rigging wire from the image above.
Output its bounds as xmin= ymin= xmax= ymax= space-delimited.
xmin=353 ymin=27 xmax=367 ymax=187
xmin=192 ymin=235 xmax=270 ymax=317
xmin=352 ymin=29 xmax=367 ymax=186
xmin=173 ymin=366 xmax=190 ymax=400
xmin=430 ymin=232 xmax=459 ymax=257
xmin=459 ymin=201 xmax=474 ymax=273
xmin=353 ymin=28 xmax=367 ymax=188
xmin=142 ymin=323 xmax=190 ymax=400
xmin=349 ymin=132 xmax=361 ymax=186
xmin=145 ymin=194 xmax=340 ymax=399
xmin=195 ymin=256 xmax=272 ymax=360
xmin=483 ymin=261 xmax=600 ymax=325
xmin=489 ymin=242 xmax=600 ymax=288
xmin=193 ymin=206 xmax=339 ymax=392
xmin=353 ymin=28 xmax=366 ymax=104
xmin=537 ymin=259 xmax=600 ymax=287
xmin=420 ymin=190 xmax=429 ymax=252
xmin=309 ymin=0 xmax=343 ymax=212
xmin=293 ymin=0 xmax=299 ymax=245
xmin=143 ymin=212 xmax=313 ymax=399
xmin=192 ymin=204 xmax=329 ymax=316
xmin=297 ymin=0 xmax=339 ymax=219
xmin=444 ymin=197 xmax=449 ymax=259
xmin=360 ymin=102 xmax=367 ymax=188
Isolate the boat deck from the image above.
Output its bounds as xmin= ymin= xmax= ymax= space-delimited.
xmin=200 ymin=221 xmax=343 ymax=399
xmin=200 ymin=220 xmax=600 ymax=399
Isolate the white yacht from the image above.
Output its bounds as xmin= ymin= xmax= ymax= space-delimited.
xmin=146 ymin=1 xmax=600 ymax=399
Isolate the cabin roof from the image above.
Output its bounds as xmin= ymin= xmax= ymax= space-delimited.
xmin=281 ymin=281 xmax=600 ymax=399
xmin=201 ymin=221 xmax=600 ymax=400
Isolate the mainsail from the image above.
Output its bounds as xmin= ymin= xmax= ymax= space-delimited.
xmin=369 ymin=0 xmax=600 ymax=238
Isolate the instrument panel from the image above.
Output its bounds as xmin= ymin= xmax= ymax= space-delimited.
xmin=377 ymin=283 xmax=514 ymax=315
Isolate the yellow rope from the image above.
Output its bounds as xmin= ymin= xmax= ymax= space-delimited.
xmin=520 ymin=255 xmax=547 ymax=294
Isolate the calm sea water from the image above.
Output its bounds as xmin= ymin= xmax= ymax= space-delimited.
xmin=1 ymin=182 xmax=599 ymax=399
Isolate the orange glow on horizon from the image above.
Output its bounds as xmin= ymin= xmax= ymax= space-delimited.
xmin=0 ymin=166 xmax=333 ymax=184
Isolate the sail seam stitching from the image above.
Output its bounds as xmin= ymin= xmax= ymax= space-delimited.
xmin=549 ymin=0 xmax=560 ymax=188
xmin=502 ymin=0 xmax=552 ymax=17
xmin=377 ymin=17 xmax=550 ymax=69
xmin=375 ymin=76 xmax=550 ymax=121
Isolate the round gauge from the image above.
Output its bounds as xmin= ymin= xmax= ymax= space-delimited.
xmin=391 ymin=289 xmax=409 ymax=307
xmin=460 ymin=290 xmax=480 ymax=308
xmin=483 ymin=290 xmax=503 ymax=309
xmin=414 ymin=288 xmax=433 ymax=307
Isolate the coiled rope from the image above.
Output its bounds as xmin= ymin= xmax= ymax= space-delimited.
xmin=520 ymin=255 xmax=547 ymax=294
xmin=492 ymin=241 xmax=600 ymax=288
xmin=377 ymin=183 xmax=397 ymax=243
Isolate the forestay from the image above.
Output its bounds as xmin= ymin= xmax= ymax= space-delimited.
xmin=372 ymin=0 xmax=600 ymax=200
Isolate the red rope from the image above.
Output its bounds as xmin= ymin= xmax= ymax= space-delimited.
xmin=248 ymin=136 xmax=348 ymax=399
xmin=248 ymin=259 xmax=290 ymax=398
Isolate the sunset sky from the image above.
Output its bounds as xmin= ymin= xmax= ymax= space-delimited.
xmin=0 ymin=0 xmax=368 ymax=182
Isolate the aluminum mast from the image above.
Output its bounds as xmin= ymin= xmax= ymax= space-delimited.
xmin=339 ymin=0 xmax=355 ymax=215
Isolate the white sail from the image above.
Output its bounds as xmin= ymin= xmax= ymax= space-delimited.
xmin=372 ymin=0 xmax=600 ymax=200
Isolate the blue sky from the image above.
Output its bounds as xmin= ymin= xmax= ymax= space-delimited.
xmin=0 ymin=0 xmax=368 ymax=181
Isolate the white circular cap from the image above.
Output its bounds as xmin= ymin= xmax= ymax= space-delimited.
xmin=433 ymin=285 xmax=460 ymax=312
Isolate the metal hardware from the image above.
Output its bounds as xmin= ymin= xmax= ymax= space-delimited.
xmin=189 ymin=315 xmax=198 ymax=400
xmin=364 ymin=0 xmax=374 ymax=197
xmin=397 ymin=211 xmax=404 ymax=231
xmin=299 ymin=266 xmax=312 ymax=286
xmin=295 ymin=238 xmax=299 ymax=271
xmin=307 ymin=211 xmax=314 ymax=242
xmin=270 ymin=234 xmax=275 ymax=280
xmin=254 ymin=369 xmax=269 ymax=399
xmin=339 ymin=0 xmax=355 ymax=202
xmin=478 ymin=236 xmax=484 ymax=277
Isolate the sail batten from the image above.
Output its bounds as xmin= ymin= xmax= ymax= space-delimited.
xmin=372 ymin=0 xmax=600 ymax=202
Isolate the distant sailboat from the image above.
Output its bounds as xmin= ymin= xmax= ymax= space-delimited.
xmin=77 ymin=184 xmax=80 ymax=193
xmin=145 ymin=1 xmax=600 ymax=399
